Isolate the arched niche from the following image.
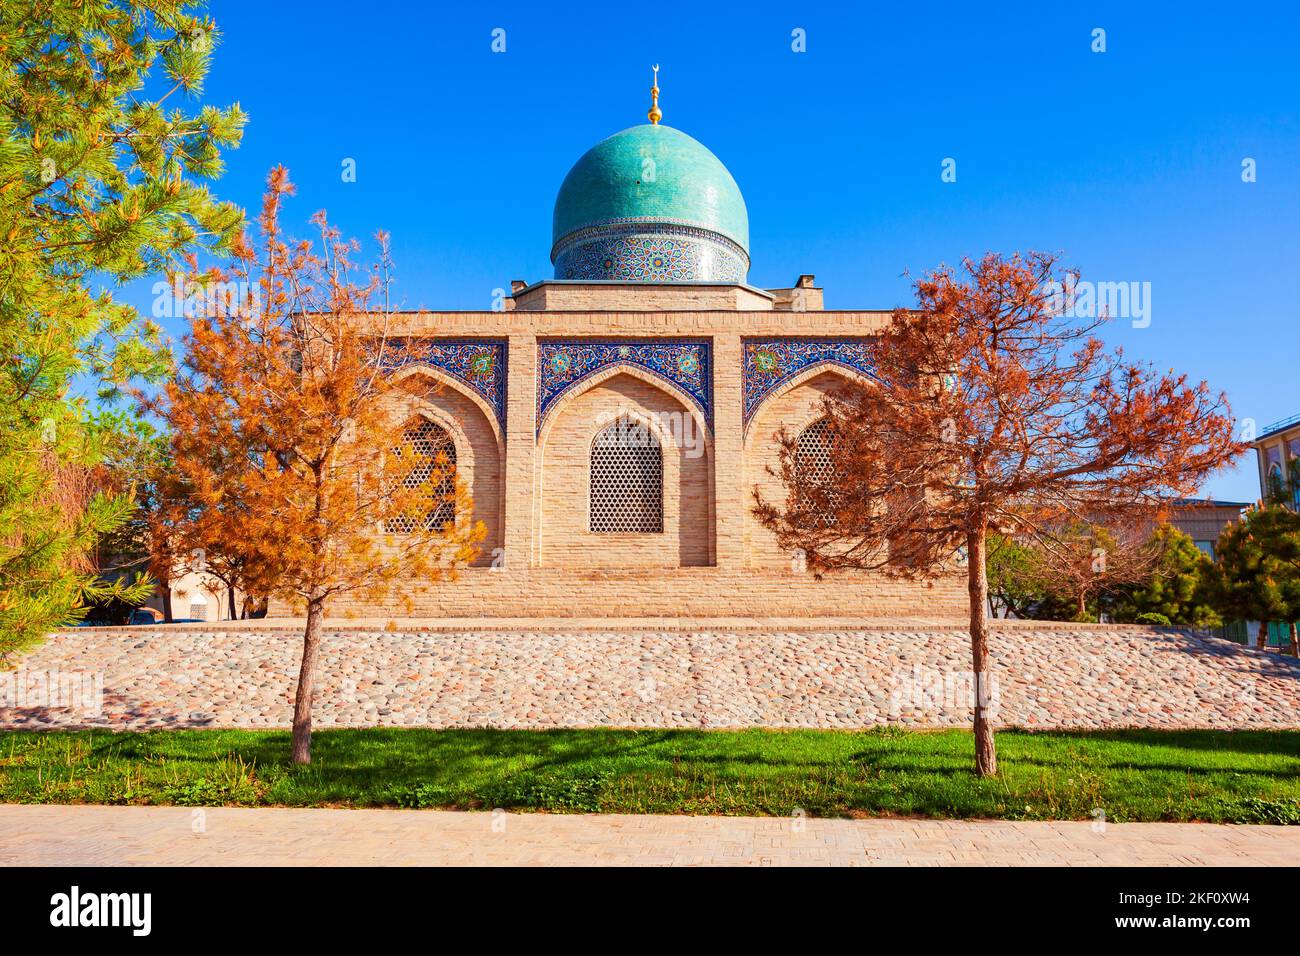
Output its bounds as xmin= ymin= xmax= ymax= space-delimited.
xmin=536 ymin=366 xmax=714 ymax=568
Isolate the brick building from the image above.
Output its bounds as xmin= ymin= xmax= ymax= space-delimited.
xmin=307 ymin=87 xmax=966 ymax=620
xmin=1167 ymin=499 xmax=1250 ymax=559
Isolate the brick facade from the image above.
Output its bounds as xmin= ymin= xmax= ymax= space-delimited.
xmin=270 ymin=285 xmax=968 ymax=620
xmin=1167 ymin=500 xmax=1249 ymax=559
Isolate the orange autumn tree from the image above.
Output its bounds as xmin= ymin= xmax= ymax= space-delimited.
xmin=141 ymin=463 xmax=246 ymax=620
xmin=153 ymin=168 xmax=484 ymax=763
xmin=754 ymin=252 xmax=1244 ymax=776
xmin=1004 ymin=512 xmax=1166 ymax=621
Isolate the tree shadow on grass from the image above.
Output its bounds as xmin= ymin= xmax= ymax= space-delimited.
xmin=999 ymin=728 xmax=1300 ymax=758
xmin=279 ymin=728 xmax=898 ymax=806
xmin=275 ymin=728 xmax=685 ymax=799
xmin=37 ymin=725 xmax=1300 ymax=811
xmin=1001 ymin=756 xmax=1296 ymax=781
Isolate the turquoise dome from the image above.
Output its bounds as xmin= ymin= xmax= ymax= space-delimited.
xmin=551 ymin=124 xmax=750 ymax=282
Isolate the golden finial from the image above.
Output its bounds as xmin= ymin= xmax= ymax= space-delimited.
xmin=648 ymin=64 xmax=662 ymax=125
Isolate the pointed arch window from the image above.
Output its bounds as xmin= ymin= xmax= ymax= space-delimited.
xmin=1267 ymin=462 xmax=1285 ymax=503
xmin=795 ymin=417 xmax=843 ymax=527
xmin=386 ymin=417 xmax=457 ymax=533
xmin=590 ymin=417 xmax=663 ymax=533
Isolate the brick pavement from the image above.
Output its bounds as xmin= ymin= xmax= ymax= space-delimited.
xmin=1 ymin=805 xmax=1295 ymax=866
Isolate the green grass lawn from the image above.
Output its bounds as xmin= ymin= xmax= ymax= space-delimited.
xmin=1 ymin=727 xmax=1298 ymax=822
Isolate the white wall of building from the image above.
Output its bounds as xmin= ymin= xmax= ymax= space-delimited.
xmin=143 ymin=570 xmax=239 ymax=622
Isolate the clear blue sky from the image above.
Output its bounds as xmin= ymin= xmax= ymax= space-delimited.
xmin=127 ymin=0 xmax=1299 ymax=501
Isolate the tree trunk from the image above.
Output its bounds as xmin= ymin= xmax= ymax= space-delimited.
xmin=1289 ymin=621 xmax=1298 ymax=657
xmin=1076 ymin=590 xmax=1087 ymax=622
xmin=227 ymin=586 xmax=237 ymax=621
xmin=161 ymin=584 xmax=173 ymax=623
xmin=291 ymin=597 xmax=326 ymax=765
xmin=966 ymin=525 xmax=997 ymax=776
xmin=1257 ymin=620 xmax=1268 ymax=651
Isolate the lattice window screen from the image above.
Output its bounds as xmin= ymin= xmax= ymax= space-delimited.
xmin=589 ymin=418 xmax=663 ymax=533
xmin=386 ymin=418 xmax=457 ymax=533
xmin=795 ymin=417 xmax=842 ymax=527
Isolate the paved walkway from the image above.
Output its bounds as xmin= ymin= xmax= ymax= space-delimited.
xmin=1 ymin=805 xmax=1295 ymax=866
xmin=2 ymin=625 xmax=1297 ymax=731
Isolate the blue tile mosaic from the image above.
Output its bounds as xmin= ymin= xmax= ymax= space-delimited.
xmin=537 ymin=340 xmax=712 ymax=433
xmin=377 ymin=339 xmax=508 ymax=433
xmin=742 ymin=338 xmax=878 ymax=427
xmin=553 ymin=221 xmax=747 ymax=282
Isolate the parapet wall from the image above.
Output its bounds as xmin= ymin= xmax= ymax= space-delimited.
xmin=270 ymin=567 xmax=969 ymax=619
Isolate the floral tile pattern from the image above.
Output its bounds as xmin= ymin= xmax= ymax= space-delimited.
xmin=537 ymin=340 xmax=712 ymax=433
xmin=377 ymin=339 xmax=508 ymax=432
xmin=742 ymin=338 xmax=878 ymax=427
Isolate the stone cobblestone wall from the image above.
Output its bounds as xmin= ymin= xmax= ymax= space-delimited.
xmin=5 ymin=624 xmax=1297 ymax=731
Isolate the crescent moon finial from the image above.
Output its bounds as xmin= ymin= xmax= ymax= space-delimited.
xmin=648 ymin=64 xmax=662 ymax=125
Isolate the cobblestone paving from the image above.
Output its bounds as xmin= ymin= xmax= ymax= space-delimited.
xmin=1 ymin=805 xmax=1296 ymax=866
xmin=1 ymin=625 xmax=1297 ymax=730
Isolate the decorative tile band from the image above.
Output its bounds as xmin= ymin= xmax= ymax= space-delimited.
xmin=552 ymin=219 xmax=750 ymax=262
xmin=553 ymin=222 xmax=747 ymax=283
xmin=537 ymin=340 xmax=712 ymax=434
xmin=377 ymin=339 xmax=508 ymax=433
xmin=742 ymin=338 xmax=878 ymax=427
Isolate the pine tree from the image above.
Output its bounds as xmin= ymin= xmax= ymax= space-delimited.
xmin=1109 ymin=524 xmax=1221 ymax=628
xmin=985 ymin=533 xmax=1046 ymax=618
xmin=0 ymin=1 xmax=244 ymax=653
xmin=1209 ymin=507 xmax=1300 ymax=652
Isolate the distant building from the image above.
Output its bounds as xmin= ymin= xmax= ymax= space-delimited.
xmin=1251 ymin=416 xmax=1300 ymax=649
xmin=1167 ymin=498 xmax=1250 ymax=559
xmin=1253 ymin=414 xmax=1300 ymax=508
xmin=142 ymin=570 xmax=242 ymax=623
